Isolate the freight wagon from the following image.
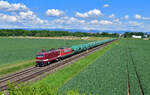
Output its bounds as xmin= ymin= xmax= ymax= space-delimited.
xmin=35 ymin=38 xmax=116 ymax=67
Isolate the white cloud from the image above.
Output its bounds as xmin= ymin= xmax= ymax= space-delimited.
xmin=18 ymin=10 xmax=48 ymax=24
xmin=135 ymin=14 xmax=142 ymax=19
xmin=109 ymin=14 xmax=115 ymax=18
xmin=134 ymin=14 xmax=150 ymax=21
xmin=46 ymin=9 xmax=65 ymax=17
xmin=143 ymin=17 xmax=150 ymax=20
xmin=90 ymin=20 xmax=99 ymax=24
xmin=128 ymin=21 xmax=142 ymax=26
xmin=100 ymin=20 xmax=113 ymax=25
xmin=0 ymin=0 xmax=28 ymax=12
xmin=54 ymin=16 xmax=85 ymax=24
xmin=75 ymin=9 xmax=103 ymax=18
xmin=66 ymin=17 xmax=85 ymax=24
xmin=0 ymin=13 xmax=17 ymax=22
xmin=88 ymin=9 xmax=103 ymax=16
xmin=124 ymin=15 xmax=129 ymax=19
xmin=0 ymin=0 xmax=10 ymax=9
xmin=0 ymin=0 xmax=49 ymax=26
xmin=90 ymin=20 xmax=114 ymax=25
xmin=113 ymin=19 xmax=122 ymax=24
xmin=104 ymin=4 xmax=109 ymax=8
xmin=0 ymin=1 xmax=149 ymax=32
xmin=0 ymin=1 xmax=48 ymax=26
xmin=75 ymin=12 xmax=88 ymax=18
xmin=19 ymin=11 xmax=35 ymax=19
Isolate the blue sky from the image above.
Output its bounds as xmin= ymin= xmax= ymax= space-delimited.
xmin=0 ymin=0 xmax=150 ymax=32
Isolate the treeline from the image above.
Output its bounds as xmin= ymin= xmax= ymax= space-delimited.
xmin=0 ymin=29 xmax=119 ymax=37
xmin=124 ymin=32 xmax=148 ymax=38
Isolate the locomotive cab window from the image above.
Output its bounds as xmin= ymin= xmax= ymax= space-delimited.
xmin=37 ymin=54 xmax=44 ymax=58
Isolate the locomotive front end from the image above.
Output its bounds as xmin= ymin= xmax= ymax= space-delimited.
xmin=35 ymin=53 xmax=47 ymax=67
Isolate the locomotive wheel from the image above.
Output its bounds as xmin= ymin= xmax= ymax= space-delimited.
xmin=56 ymin=58 xmax=61 ymax=61
xmin=46 ymin=62 xmax=49 ymax=66
xmin=35 ymin=64 xmax=38 ymax=67
xmin=40 ymin=63 xmax=45 ymax=67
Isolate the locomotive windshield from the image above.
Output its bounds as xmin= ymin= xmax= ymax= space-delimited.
xmin=36 ymin=54 xmax=44 ymax=58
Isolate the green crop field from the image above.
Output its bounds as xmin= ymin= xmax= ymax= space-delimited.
xmin=1 ymin=39 xmax=150 ymax=95
xmin=59 ymin=39 xmax=150 ymax=95
xmin=0 ymin=38 xmax=90 ymax=66
xmin=126 ymin=39 xmax=150 ymax=95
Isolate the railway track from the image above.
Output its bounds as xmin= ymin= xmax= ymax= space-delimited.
xmin=0 ymin=40 xmax=116 ymax=91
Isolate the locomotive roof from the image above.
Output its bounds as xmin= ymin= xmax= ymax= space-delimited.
xmin=37 ymin=47 xmax=71 ymax=55
xmin=37 ymin=49 xmax=59 ymax=55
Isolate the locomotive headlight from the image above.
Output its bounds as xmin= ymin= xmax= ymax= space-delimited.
xmin=43 ymin=59 xmax=48 ymax=61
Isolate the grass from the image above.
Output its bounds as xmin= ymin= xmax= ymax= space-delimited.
xmin=0 ymin=38 xmax=90 ymax=76
xmin=5 ymin=40 xmax=117 ymax=95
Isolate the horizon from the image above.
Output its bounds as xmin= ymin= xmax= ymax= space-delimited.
xmin=0 ymin=0 xmax=150 ymax=32
xmin=1 ymin=28 xmax=150 ymax=34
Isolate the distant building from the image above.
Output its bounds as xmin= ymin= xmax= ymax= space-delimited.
xmin=119 ymin=34 xmax=123 ymax=37
xmin=81 ymin=37 xmax=89 ymax=40
xmin=98 ymin=32 xmax=102 ymax=34
xmin=143 ymin=35 xmax=148 ymax=38
xmin=132 ymin=35 xmax=142 ymax=39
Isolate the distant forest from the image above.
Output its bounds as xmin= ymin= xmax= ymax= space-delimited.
xmin=0 ymin=29 xmax=119 ymax=37
xmin=0 ymin=29 xmax=149 ymax=38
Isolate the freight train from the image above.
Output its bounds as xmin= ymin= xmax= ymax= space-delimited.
xmin=35 ymin=38 xmax=116 ymax=67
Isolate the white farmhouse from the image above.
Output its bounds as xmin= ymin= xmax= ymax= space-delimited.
xmin=132 ymin=35 xmax=142 ymax=39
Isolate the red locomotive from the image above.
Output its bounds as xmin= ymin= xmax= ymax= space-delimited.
xmin=36 ymin=48 xmax=72 ymax=67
